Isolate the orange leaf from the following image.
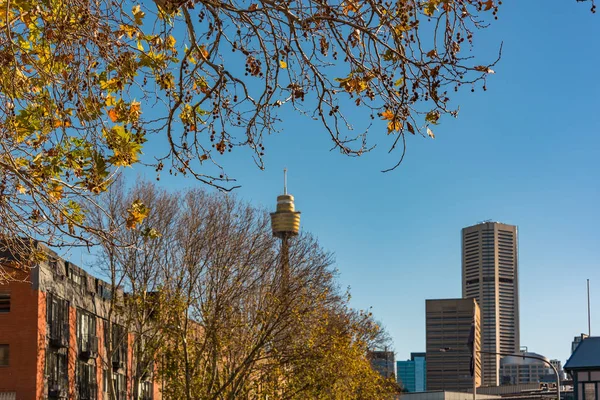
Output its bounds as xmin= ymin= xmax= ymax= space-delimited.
xmin=248 ymin=3 xmax=258 ymax=11
xmin=108 ymin=108 xmax=118 ymax=122
xmin=381 ymin=109 xmax=395 ymax=121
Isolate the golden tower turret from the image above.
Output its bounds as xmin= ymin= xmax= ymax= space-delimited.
xmin=270 ymin=169 xmax=300 ymax=238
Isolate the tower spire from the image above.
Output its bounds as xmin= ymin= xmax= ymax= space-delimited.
xmin=283 ymin=168 xmax=287 ymax=195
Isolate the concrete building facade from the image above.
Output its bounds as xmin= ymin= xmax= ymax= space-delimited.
xmin=462 ymin=222 xmax=520 ymax=386
xmin=426 ymin=298 xmax=481 ymax=392
xmin=0 ymin=246 xmax=160 ymax=400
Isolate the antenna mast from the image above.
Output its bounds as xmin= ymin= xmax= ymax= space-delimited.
xmin=588 ymin=279 xmax=592 ymax=336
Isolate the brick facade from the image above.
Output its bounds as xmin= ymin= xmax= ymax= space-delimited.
xmin=0 ymin=248 xmax=162 ymax=400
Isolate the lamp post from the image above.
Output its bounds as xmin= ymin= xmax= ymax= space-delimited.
xmin=440 ymin=348 xmax=561 ymax=400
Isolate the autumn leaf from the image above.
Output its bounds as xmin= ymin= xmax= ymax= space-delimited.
xmin=427 ymin=127 xmax=435 ymax=138
xmin=423 ymin=1 xmax=438 ymax=16
xmin=483 ymin=0 xmax=494 ymax=11
xmin=249 ymin=3 xmax=258 ymax=11
xmin=381 ymin=109 xmax=394 ymax=121
xmin=425 ymin=110 xmax=440 ymax=125
xmin=132 ymin=5 xmax=145 ymax=25
xmin=279 ymin=60 xmax=287 ymax=69
xmin=126 ymin=199 xmax=149 ymax=229
xmin=426 ymin=49 xmax=438 ymax=58
xmin=108 ymin=108 xmax=118 ymax=122
xmin=199 ymin=45 xmax=209 ymax=59
xmin=343 ymin=0 xmax=361 ymax=15
xmin=16 ymin=184 xmax=27 ymax=194
xmin=474 ymin=65 xmax=495 ymax=74
xmin=407 ymin=121 xmax=415 ymax=135
xmin=381 ymin=109 xmax=402 ymax=134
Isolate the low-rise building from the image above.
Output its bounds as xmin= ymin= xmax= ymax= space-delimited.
xmin=0 ymin=244 xmax=160 ymax=400
xmin=564 ymin=336 xmax=600 ymax=400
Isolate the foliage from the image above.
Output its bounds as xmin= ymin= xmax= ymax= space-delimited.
xmin=0 ymin=0 xmax=508 ymax=255
xmin=90 ymin=179 xmax=398 ymax=399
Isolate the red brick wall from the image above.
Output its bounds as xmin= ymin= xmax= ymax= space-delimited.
xmin=0 ymin=274 xmax=41 ymax=400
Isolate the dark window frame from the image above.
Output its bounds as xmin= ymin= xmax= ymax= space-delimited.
xmin=0 ymin=344 xmax=9 ymax=366
xmin=0 ymin=292 xmax=9 ymax=313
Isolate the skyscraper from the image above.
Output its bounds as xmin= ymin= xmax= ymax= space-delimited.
xmin=462 ymin=221 xmax=520 ymax=387
xmin=425 ymin=298 xmax=481 ymax=391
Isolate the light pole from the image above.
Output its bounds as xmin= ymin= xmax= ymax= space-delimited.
xmin=440 ymin=348 xmax=561 ymax=400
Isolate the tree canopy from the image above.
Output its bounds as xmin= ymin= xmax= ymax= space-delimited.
xmin=89 ymin=179 xmax=399 ymax=399
xmin=0 ymin=0 xmax=592 ymax=255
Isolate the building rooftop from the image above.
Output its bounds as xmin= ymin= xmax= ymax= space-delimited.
xmin=564 ymin=336 xmax=600 ymax=370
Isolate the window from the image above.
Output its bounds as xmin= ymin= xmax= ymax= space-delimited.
xmin=47 ymin=293 xmax=69 ymax=348
xmin=77 ymin=361 xmax=97 ymax=400
xmin=584 ymin=383 xmax=596 ymax=400
xmin=0 ymin=293 xmax=9 ymax=313
xmin=46 ymin=350 xmax=68 ymax=396
xmin=0 ymin=344 xmax=9 ymax=366
xmin=77 ymin=309 xmax=97 ymax=357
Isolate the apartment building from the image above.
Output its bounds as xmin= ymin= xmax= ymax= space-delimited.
xmin=0 ymin=244 xmax=160 ymax=400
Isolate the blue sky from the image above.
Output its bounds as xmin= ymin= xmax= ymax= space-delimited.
xmin=75 ymin=1 xmax=599 ymax=365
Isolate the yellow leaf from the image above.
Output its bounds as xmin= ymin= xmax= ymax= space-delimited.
xmin=16 ymin=184 xmax=26 ymax=194
xmin=105 ymin=94 xmax=116 ymax=107
xmin=126 ymin=199 xmax=149 ymax=229
xmin=132 ymin=5 xmax=145 ymax=25
xmin=427 ymin=127 xmax=435 ymax=138
xmin=423 ymin=1 xmax=438 ymax=16
xmin=166 ymin=35 xmax=176 ymax=49
xmin=137 ymin=40 xmax=144 ymax=51
xmin=279 ymin=60 xmax=287 ymax=69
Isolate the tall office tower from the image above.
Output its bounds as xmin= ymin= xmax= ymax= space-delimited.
xmin=426 ymin=298 xmax=481 ymax=392
xmin=462 ymin=221 xmax=520 ymax=387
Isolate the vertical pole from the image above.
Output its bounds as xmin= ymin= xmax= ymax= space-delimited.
xmin=473 ymin=357 xmax=477 ymax=400
xmin=283 ymin=168 xmax=287 ymax=195
xmin=588 ymin=279 xmax=591 ymax=336
xmin=473 ymin=304 xmax=477 ymax=400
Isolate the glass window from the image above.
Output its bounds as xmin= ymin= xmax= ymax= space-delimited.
xmin=585 ymin=383 xmax=596 ymax=400
xmin=0 ymin=344 xmax=9 ymax=366
xmin=0 ymin=293 xmax=9 ymax=313
xmin=591 ymin=371 xmax=600 ymax=381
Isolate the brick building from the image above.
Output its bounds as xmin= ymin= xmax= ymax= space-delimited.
xmin=0 ymin=244 xmax=161 ymax=400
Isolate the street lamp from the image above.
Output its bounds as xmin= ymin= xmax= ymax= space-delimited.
xmin=439 ymin=347 xmax=561 ymax=400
